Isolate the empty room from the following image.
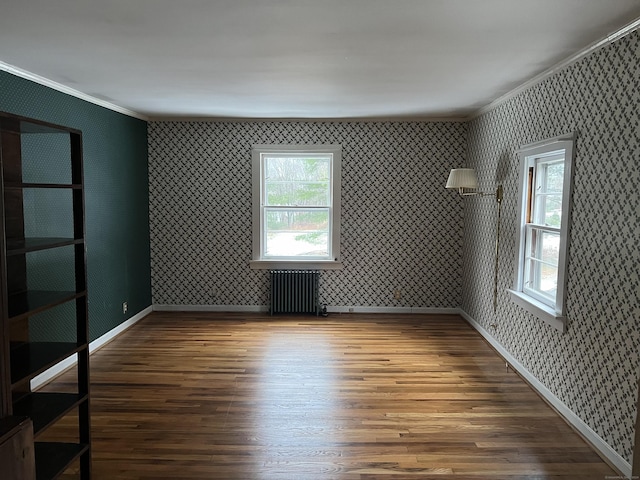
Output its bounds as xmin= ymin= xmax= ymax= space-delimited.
xmin=0 ymin=1 xmax=638 ymax=479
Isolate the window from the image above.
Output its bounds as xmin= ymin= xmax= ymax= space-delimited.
xmin=251 ymin=145 xmax=342 ymax=269
xmin=508 ymin=134 xmax=575 ymax=332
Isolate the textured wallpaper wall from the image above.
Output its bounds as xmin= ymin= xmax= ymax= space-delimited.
xmin=464 ymin=31 xmax=639 ymax=463
xmin=148 ymin=121 xmax=467 ymax=309
xmin=0 ymin=71 xmax=152 ymax=341
xmin=21 ymin=133 xmax=77 ymax=342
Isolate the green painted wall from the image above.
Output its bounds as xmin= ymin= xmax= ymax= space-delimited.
xmin=0 ymin=71 xmax=151 ymax=341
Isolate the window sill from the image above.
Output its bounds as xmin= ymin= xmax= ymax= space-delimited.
xmin=507 ymin=289 xmax=566 ymax=333
xmin=250 ymin=260 xmax=343 ymax=270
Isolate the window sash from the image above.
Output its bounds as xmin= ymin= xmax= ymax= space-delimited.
xmin=523 ymin=225 xmax=560 ymax=305
xmin=520 ymin=152 xmax=566 ymax=307
xmin=262 ymin=206 xmax=331 ymax=259
xmin=532 ymin=155 xmax=564 ymax=226
xmin=263 ymin=153 xmax=332 ymax=208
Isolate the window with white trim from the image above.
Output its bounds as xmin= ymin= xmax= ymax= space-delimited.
xmin=250 ymin=145 xmax=342 ymax=270
xmin=508 ymin=135 xmax=574 ymax=332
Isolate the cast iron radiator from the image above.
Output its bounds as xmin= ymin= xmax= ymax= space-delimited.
xmin=270 ymin=270 xmax=319 ymax=315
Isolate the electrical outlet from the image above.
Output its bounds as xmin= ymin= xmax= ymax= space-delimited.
xmin=122 ymin=302 xmax=128 ymax=314
xmin=393 ymin=289 xmax=402 ymax=300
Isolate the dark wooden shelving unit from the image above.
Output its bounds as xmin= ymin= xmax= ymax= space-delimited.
xmin=0 ymin=111 xmax=91 ymax=479
xmin=34 ymin=443 xmax=89 ymax=480
xmin=7 ymin=238 xmax=84 ymax=255
xmin=4 ymin=182 xmax=83 ymax=189
xmin=8 ymin=290 xmax=86 ymax=321
xmin=9 ymin=342 xmax=87 ymax=385
xmin=13 ymin=392 xmax=87 ymax=435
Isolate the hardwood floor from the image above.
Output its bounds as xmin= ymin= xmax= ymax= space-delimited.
xmin=41 ymin=312 xmax=616 ymax=479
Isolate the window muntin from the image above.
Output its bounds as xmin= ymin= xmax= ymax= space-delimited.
xmin=251 ymin=145 xmax=341 ymax=268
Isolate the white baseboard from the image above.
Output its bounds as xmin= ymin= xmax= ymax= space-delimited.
xmin=327 ymin=306 xmax=460 ymax=315
xmin=459 ymin=310 xmax=632 ymax=478
xmin=153 ymin=304 xmax=460 ymax=315
xmin=89 ymin=305 xmax=153 ymax=353
xmin=153 ymin=304 xmax=269 ymax=313
xmin=30 ymin=306 xmax=153 ymax=390
xmin=30 ymin=353 xmax=79 ymax=391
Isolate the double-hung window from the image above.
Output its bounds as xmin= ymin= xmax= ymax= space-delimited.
xmin=509 ymin=135 xmax=575 ymax=332
xmin=250 ymin=145 xmax=342 ymax=269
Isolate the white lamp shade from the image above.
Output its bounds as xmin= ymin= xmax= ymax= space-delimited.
xmin=446 ymin=168 xmax=478 ymax=189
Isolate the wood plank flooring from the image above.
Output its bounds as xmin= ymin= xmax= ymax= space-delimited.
xmin=40 ymin=312 xmax=617 ymax=479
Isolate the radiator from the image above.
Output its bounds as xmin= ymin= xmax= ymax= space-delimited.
xmin=270 ymin=270 xmax=319 ymax=315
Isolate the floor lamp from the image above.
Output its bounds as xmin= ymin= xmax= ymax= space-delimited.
xmin=446 ymin=168 xmax=503 ymax=312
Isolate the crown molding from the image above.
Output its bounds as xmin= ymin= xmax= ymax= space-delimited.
xmin=148 ymin=115 xmax=468 ymax=123
xmin=471 ymin=16 xmax=640 ymax=120
xmin=0 ymin=61 xmax=148 ymax=121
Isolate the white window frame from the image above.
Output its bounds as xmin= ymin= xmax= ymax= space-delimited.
xmin=508 ymin=134 xmax=575 ymax=332
xmin=250 ymin=144 xmax=342 ymax=270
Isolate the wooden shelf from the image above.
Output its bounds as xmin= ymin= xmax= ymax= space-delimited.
xmin=35 ymin=442 xmax=88 ymax=480
xmin=0 ymin=116 xmax=78 ymax=136
xmin=13 ymin=393 xmax=87 ymax=438
xmin=4 ymin=182 xmax=82 ymax=190
xmin=8 ymin=290 xmax=85 ymax=321
xmin=6 ymin=238 xmax=83 ymax=256
xmin=10 ymin=343 xmax=86 ymax=386
xmin=2 ymin=110 xmax=90 ymax=478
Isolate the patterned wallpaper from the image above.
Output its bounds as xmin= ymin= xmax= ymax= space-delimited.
xmin=464 ymin=31 xmax=639 ymax=463
xmin=148 ymin=121 xmax=467 ymax=309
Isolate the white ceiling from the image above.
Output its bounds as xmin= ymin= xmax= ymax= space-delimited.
xmin=1 ymin=0 xmax=639 ymax=120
